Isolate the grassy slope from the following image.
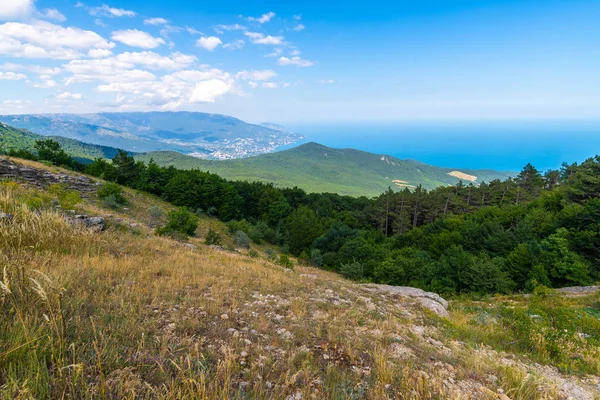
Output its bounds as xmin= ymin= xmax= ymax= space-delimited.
xmin=0 ymin=123 xmax=128 ymax=161
xmin=138 ymin=143 xmax=515 ymax=197
xmin=1 ymin=156 xmax=598 ymax=399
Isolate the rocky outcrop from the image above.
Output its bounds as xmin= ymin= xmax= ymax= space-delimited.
xmin=361 ymin=284 xmax=449 ymax=318
xmin=0 ymin=157 xmax=100 ymax=197
xmin=557 ymin=286 xmax=600 ymax=295
xmin=71 ymin=215 xmax=106 ymax=232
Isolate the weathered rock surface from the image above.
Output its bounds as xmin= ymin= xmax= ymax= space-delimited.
xmin=557 ymin=286 xmax=600 ymax=295
xmin=71 ymin=215 xmax=106 ymax=231
xmin=361 ymin=284 xmax=449 ymax=318
xmin=0 ymin=157 xmax=100 ymax=196
xmin=0 ymin=212 xmax=13 ymax=221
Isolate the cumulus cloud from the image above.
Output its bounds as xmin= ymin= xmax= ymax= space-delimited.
xmin=277 ymin=56 xmax=315 ymax=67
xmin=244 ymin=31 xmax=284 ymax=45
xmin=197 ymin=36 xmax=222 ymax=51
xmin=111 ymin=29 xmax=165 ymax=49
xmin=144 ymin=17 xmax=168 ymax=25
xmin=189 ymin=79 xmax=232 ymax=103
xmin=90 ymin=4 xmax=136 ymax=17
xmin=38 ymin=8 xmax=66 ymax=22
xmin=56 ymin=91 xmax=83 ymax=101
xmin=0 ymin=71 xmax=27 ymax=80
xmin=235 ymin=69 xmax=276 ymax=81
xmin=262 ymin=82 xmax=277 ymax=89
xmin=95 ymin=67 xmax=235 ymax=108
xmin=292 ymin=24 xmax=305 ymax=31
xmin=0 ymin=21 xmax=115 ymax=59
xmin=62 ymin=51 xmax=195 ymax=85
xmin=247 ymin=12 xmax=275 ymax=24
xmin=248 ymin=81 xmax=258 ymax=89
xmin=223 ymin=40 xmax=245 ymax=50
xmin=289 ymin=49 xmax=301 ymax=56
xmin=88 ymin=48 xmax=113 ymax=58
xmin=0 ymin=0 xmax=33 ymax=20
xmin=185 ymin=26 xmax=202 ymax=35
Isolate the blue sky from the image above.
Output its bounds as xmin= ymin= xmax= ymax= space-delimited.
xmin=0 ymin=0 xmax=598 ymax=123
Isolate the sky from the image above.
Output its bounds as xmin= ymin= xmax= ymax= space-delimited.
xmin=0 ymin=0 xmax=599 ymax=123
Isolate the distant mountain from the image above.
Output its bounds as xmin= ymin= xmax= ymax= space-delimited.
xmin=0 ymin=122 xmax=127 ymax=161
xmin=0 ymin=112 xmax=302 ymax=159
xmin=137 ymin=142 xmax=515 ymax=197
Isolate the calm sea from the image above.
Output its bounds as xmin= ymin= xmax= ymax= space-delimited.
xmin=283 ymin=120 xmax=600 ymax=172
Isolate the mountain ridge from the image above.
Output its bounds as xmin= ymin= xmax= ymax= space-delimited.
xmin=137 ymin=141 xmax=515 ymax=197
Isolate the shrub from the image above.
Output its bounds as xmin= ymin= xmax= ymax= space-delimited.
xmin=310 ymin=249 xmax=323 ymax=267
xmin=156 ymin=207 xmax=199 ymax=238
xmin=248 ymin=249 xmax=259 ymax=258
xmin=234 ymin=230 xmax=251 ymax=248
xmin=264 ymin=248 xmax=277 ymax=261
xmin=278 ymin=254 xmax=294 ymax=269
xmin=205 ymin=227 xmax=222 ymax=245
xmin=48 ymin=184 xmax=81 ymax=210
xmin=97 ymin=182 xmax=126 ymax=205
xmin=101 ymin=194 xmax=121 ymax=210
xmin=340 ymin=261 xmax=364 ymax=280
xmin=150 ymin=206 xmax=163 ymax=219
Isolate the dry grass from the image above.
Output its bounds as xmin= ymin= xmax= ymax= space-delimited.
xmin=1 ymin=172 xmax=598 ymax=399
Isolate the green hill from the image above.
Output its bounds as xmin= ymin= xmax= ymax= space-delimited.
xmin=0 ymin=122 xmax=129 ymax=162
xmin=137 ymin=142 xmax=514 ymax=197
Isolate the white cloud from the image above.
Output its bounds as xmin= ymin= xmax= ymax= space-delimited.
xmin=88 ymin=48 xmax=113 ymax=58
xmin=318 ymin=79 xmax=334 ymax=84
xmin=114 ymin=51 xmax=196 ymax=69
xmin=244 ymin=31 xmax=284 ymax=45
xmin=185 ymin=26 xmax=202 ymax=35
xmin=189 ymin=79 xmax=233 ymax=103
xmin=38 ymin=8 xmax=66 ymax=22
xmin=0 ymin=0 xmax=33 ymax=20
xmin=265 ymin=48 xmax=282 ymax=57
xmin=29 ymin=79 xmax=58 ymax=88
xmin=0 ymin=21 xmax=114 ymax=60
xmin=282 ymin=82 xmax=290 ymax=88
xmin=236 ymin=69 xmax=276 ymax=81
xmin=262 ymin=82 xmax=277 ymax=89
xmin=90 ymin=4 xmax=136 ymax=17
xmin=292 ymin=24 xmax=305 ymax=31
xmin=197 ymin=36 xmax=222 ymax=51
xmin=144 ymin=17 xmax=168 ymax=25
xmin=215 ymin=24 xmax=246 ymax=32
xmin=277 ymin=56 xmax=315 ymax=67
xmin=223 ymin=40 xmax=245 ymax=50
xmin=293 ymin=15 xmax=302 ymax=20
xmin=56 ymin=91 xmax=83 ymax=101
xmin=290 ymin=49 xmax=301 ymax=56
xmin=111 ymin=29 xmax=165 ymax=49
xmin=0 ymin=71 xmax=26 ymax=80
xmin=248 ymin=12 xmax=275 ymax=24
xmin=0 ymin=63 xmax=61 ymax=76
xmin=248 ymin=81 xmax=258 ymax=89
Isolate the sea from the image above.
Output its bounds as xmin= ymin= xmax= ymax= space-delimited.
xmin=282 ymin=120 xmax=600 ymax=172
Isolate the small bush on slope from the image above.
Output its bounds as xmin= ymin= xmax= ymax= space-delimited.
xmin=156 ymin=207 xmax=198 ymax=238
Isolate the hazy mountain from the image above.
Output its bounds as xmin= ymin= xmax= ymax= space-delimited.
xmin=137 ymin=142 xmax=515 ymax=197
xmin=0 ymin=112 xmax=302 ymax=159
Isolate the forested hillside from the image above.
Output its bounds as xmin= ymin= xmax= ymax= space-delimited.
xmin=0 ymin=122 xmax=126 ymax=161
xmin=92 ymin=148 xmax=598 ymax=294
xmin=137 ymin=142 xmax=514 ymax=196
xmin=4 ymin=137 xmax=598 ymax=295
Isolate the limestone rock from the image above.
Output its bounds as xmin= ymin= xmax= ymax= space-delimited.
xmin=361 ymin=284 xmax=449 ymax=318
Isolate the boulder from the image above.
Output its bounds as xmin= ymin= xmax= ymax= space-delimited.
xmin=72 ymin=215 xmax=106 ymax=231
xmin=0 ymin=212 xmax=13 ymax=222
xmin=361 ymin=284 xmax=449 ymax=318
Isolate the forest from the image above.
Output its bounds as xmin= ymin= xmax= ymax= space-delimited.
xmin=3 ymin=140 xmax=599 ymax=295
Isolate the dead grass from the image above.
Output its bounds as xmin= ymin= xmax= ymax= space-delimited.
xmin=1 ymin=169 xmax=598 ymax=399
